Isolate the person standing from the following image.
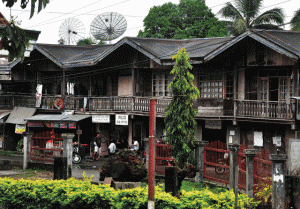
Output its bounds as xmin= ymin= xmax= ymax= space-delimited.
xmin=108 ymin=140 xmax=117 ymax=156
xmin=92 ymin=132 xmax=102 ymax=161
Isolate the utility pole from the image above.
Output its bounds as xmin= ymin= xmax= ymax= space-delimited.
xmin=148 ymin=98 xmax=156 ymax=209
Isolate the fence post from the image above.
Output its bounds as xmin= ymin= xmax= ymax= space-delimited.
xmin=229 ymin=144 xmax=240 ymax=190
xmin=62 ymin=133 xmax=75 ymax=178
xmin=244 ymin=149 xmax=257 ymax=198
xmin=270 ymin=151 xmax=287 ymax=209
xmin=22 ymin=132 xmax=34 ymax=170
xmin=195 ymin=141 xmax=207 ymax=182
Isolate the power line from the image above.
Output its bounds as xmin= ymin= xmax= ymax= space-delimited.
xmin=26 ymin=0 xmax=130 ymax=29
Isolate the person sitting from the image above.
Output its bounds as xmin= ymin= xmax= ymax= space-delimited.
xmin=108 ymin=140 xmax=117 ymax=156
xmin=130 ymin=137 xmax=139 ymax=152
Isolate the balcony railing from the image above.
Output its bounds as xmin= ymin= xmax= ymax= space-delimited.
xmin=0 ymin=93 xmax=294 ymax=121
xmin=235 ymin=100 xmax=294 ymax=120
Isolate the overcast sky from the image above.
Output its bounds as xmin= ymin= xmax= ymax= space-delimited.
xmin=1 ymin=0 xmax=298 ymax=45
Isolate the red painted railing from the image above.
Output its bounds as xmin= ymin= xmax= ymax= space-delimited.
xmin=30 ymin=131 xmax=63 ymax=162
xmin=155 ymin=143 xmax=174 ymax=173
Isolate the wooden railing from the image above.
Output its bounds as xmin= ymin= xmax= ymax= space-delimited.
xmin=0 ymin=93 xmax=295 ymax=120
xmin=235 ymin=100 xmax=294 ymax=120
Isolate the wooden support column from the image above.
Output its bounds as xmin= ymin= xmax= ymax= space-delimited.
xmin=233 ymin=67 xmax=238 ymax=120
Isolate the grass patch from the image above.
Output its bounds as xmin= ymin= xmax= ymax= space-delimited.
xmin=0 ymin=150 xmax=23 ymax=156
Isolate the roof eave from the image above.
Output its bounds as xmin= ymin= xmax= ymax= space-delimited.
xmin=204 ymin=30 xmax=299 ymax=62
xmin=33 ymin=45 xmax=64 ymax=68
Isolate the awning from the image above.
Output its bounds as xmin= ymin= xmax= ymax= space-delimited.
xmin=6 ymin=107 xmax=36 ymax=125
xmin=25 ymin=114 xmax=91 ymax=122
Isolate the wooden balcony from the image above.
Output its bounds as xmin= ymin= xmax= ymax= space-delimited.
xmin=235 ymin=100 xmax=294 ymax=120
xmin=0 ymin=93 xmax=294 ymax=121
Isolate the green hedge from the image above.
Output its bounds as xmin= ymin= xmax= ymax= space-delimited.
xmin=0 ymin=175 xmax=259 ymax=209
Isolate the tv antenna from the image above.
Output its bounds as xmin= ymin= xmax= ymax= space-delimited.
xmin=59 ymin=18 xmax=86 ymax=45
xmin=90 ymin=12 xmax=127 ymax=44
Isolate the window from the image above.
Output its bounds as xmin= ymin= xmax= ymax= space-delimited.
xmin=199 ymin=74 xmax=223 ymax=98
xmin=152 ymin=73 xmax=173 ymax=97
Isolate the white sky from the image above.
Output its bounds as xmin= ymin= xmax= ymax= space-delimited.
xmin=1 ymin=0 xmax=298 ymax=45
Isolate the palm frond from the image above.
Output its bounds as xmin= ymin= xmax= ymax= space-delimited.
xmin=233 ymin=18 xmax=248 ymax=35
xmin=218 ymin=2 xmax=243 ymax=21
xmin=252 ymin=7 xmax=284 ymax=27
xmin=241 ymin=0 xmax=263 ymax=20
xmin=291 ymin=9 xmax=300 ymax=31
xmin=253 ymin=24 xmax=283 ymax=30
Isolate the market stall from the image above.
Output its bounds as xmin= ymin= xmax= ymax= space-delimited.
xmin=25 ymin=114 xmax=92 ymax=162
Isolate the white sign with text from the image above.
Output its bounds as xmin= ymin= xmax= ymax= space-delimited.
xmin=115 ymin=114 xmax=128 ymax=126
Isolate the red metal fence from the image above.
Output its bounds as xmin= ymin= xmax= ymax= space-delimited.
xmin=203 ymin=141 xmax=272 ymax=193
xmin=203 ymin=141 xmax=230 ymax=185
xmin=31 ymin=131 xmax=63 ymax=162
xmin=253 ymin=149 xmax=272 ymax=195
xmin=155 ymin=143 xmax=174 ymax=173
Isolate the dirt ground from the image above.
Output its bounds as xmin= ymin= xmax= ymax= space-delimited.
xmin=5 ymin=170 xmax=54 ymax=180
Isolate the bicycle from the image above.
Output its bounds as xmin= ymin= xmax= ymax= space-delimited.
xmin=215 ymin=153 xmax=229 ymax=174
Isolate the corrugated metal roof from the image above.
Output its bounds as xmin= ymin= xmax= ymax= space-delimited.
xmin=251 ymin=29 xmax=300 ymax=57
xmin=0 ymin=111 xmax=10 ymax=120
xmin=25 ymin=114 xmax=91 ymax=122
xmin=6 ymin=107 xmax=36 ymax=125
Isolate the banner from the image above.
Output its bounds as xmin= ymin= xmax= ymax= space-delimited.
xmin=36 ymin=84 xmax=43 ymax=107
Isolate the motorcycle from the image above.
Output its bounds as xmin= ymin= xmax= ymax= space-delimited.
xmin=72 ymin=143 xmax=81 ymax=164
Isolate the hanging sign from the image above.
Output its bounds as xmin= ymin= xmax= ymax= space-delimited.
xmin=115 ymin=114 xmax=128 ymax=126
xmin=15 ymin=124 xmax=26 ymax=134
xmin=205 ymin=120 xmax=222 ymax=129
xmin=54 ymin=98 xmax=64 ymax=109
xmin=92 ymin=115 xmax=110 ymax=123
xmin=27 ymin=121 xmax=44 ymax=127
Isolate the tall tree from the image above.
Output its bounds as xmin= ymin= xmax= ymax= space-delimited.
xmin=218 ymin=0 xmax=284 ymax=36
xmin=138 ymin=0 xmax=228 ymax=39
xmin=165 ymin=48 xmax=199 ymax=169
xmin=291 ymin=9 xmax=300 ymax=31
xmin=0 ymin=0 xmax=50 ymax=61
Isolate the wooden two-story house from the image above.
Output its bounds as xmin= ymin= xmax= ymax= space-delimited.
xmin=2 ymin=29 xmax=300 ymax=173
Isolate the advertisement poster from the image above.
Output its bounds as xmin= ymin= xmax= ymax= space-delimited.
xmin=44 ymin=121 xmax=50 ymax=128
xmin=69 ymin=122 xmax=76 ymax=129
xmin=60 ymin=122 xmax=68 ymax=129
xmin=15 ymin=124 xmax=26 ymax=134
xmin=254 ymin=131 xmax=263 ymax=147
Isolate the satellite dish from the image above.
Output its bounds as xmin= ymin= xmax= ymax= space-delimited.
xmin=59 ymin=18 xmax=86 ymax=45
xmin=90 ymin=12 xmax=127 ymax=43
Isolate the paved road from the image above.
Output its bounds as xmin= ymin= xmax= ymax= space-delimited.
xmin=0 ymin=155 xmax=109 ymax=183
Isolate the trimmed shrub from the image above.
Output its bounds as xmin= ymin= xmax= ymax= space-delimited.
xmin=0 ymin=175 xmax=259 ymax=209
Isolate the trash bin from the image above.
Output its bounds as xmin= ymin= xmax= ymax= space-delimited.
xmin=53 ymin=157 xmax=67 ymax=180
